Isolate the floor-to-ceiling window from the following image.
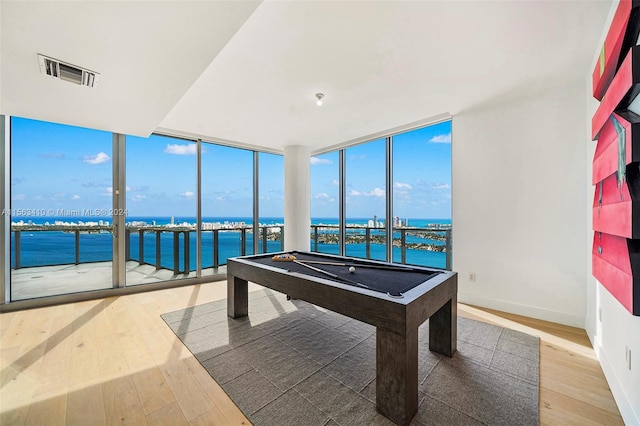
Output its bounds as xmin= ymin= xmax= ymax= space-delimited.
xmin=125 ymin=134 xmax=197 ymax=285
xmin=258 ymin=152 xmax=284 ymax=254
xmin=3 ymin=115 xmax=286 ymax=306
xmin=345 ymin=138 xmax=387 ymax=261
xmin=201 ymin=142 xmax=254 ymax=275
xmin=310 ymin=152 xmax=339 ymax=254
xmin=310 ymin=119 xmax=452 ymax=268
xmin=10 ymin=117 xmax=113 ymax=300
xmin=393 ymin=121 xmax=452 ymax=268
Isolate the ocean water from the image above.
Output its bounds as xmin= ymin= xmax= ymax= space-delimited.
xmin=11 ymin=216 xmax=451 ymax=270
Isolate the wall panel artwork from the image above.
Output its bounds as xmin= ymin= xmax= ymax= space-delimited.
xmin=591 ymin=0 xmax=640 ymax=316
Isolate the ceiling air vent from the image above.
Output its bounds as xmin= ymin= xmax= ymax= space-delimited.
xmin=37 ymin=54 xmax=100 ymax=88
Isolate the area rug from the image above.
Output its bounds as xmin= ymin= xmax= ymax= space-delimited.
xmin=162 ymin=289 xmax=539 ymax=425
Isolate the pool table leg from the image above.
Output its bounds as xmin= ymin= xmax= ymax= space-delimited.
xmin=428 ymin=295 xmax=457 ymax=357
xmin=227 ymin=275 xmax=248 ymax=318
xmin=376 ymin=327 xmax=418 ymax=425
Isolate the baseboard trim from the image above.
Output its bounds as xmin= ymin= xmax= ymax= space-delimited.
xmin=457 ymin=292 xmax=584 ymax=328
xmin=587 ymin=328 xmax=639 ymax=425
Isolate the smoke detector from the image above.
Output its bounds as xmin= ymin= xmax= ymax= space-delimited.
xmin=38 ymin=54 xmax=100 ymax=88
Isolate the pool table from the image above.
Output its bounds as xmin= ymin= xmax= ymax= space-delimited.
xmin=227 ymin=251 xmax=457 ymax=425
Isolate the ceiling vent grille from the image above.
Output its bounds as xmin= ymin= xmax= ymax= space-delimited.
xmin=38 ymin=54 xmax=99 ymax=88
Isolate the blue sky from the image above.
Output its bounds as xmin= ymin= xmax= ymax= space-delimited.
xmin=11 ymin=118 xmax=113 ymax=215
xmin=311 ymin=120 xmax=452 ymax=219
xmin=10 ymin=117 xmax=450 ymax=219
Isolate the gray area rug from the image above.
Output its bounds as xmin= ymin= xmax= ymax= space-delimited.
xmin=162 ymin=289 xmax=539 ymax=426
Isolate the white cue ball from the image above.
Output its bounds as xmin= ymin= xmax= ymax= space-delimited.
xmin=348 ymin=266 xmax=356 ymax=273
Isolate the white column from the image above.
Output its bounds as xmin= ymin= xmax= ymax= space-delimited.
xmin=1 ymin=116 xmax=9 ymax=304
xmin=284 ymin=145 xmax=310 ymax=251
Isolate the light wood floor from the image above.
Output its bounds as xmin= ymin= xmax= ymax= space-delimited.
xmin=0 ymin=282 xmax=623 ymax=425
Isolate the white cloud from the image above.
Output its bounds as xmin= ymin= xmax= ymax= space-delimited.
xmin=182 ymin=191 xmax=195 ymax=198
xmin=432 ymin=183 xmax=450 ymax=189
xmin=348 ymin=154 xmax=368 ymax=160
xmin=70 ymin=194 xmax=81 ymax=200
xmin=331 ymin=180 xmax=339 ymax=187
xmin=127 ymin=185 xmax=148 ymax=193
xmin=102 ymin=185 xmax=136 ymax=197
xmin=83 ymin=152 xmax=111 ymax=164
xmin=349 ymin=188 xmax=385 ymax=197
xmin=394 ymin=182 xmax=412 ymax=190
xmin=312 ymin=192 xmax=336 ymax=203
xmin=131 ymin=194 xmax=146 ymax=202
xmin=310 ymin=157 xmax=332 ymax=165
xmin=371 ymin=188 xmax=385 ymax=197
xmin=429 ymin=133 xmax=451 ymax=144
xmin=165 ymin=144 xmax=197 ymax=155
xmin=12 ymin=194 xmax=26 ymax=201
xmin=82 ymin=181 xmax=106 ymax=188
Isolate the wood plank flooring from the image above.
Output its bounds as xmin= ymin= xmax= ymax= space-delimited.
xmin=458 ymin=304 xmax=623 ymax=425
xmin=0 ymin=282 xmax=623 ymax=425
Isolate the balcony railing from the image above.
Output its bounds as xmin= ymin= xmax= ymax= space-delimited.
xmin=11 ymin=224 xmax=285 ymax=272
xmin=11 ymin=223 xmax=451 ymax=272
xmin=310 ymin=225 xmax=452 ymax=270
xmin=125 ymin=225 xmax=285 ymax=274
xmin=11 ymin=224 xmax=113 ymax=269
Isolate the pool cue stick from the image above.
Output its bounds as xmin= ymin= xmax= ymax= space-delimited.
xmin=292 ymin=260 xmax=370 ymax=289
xmin=296 ymin=260 xmax=345 ymax=266
xmin=347 ymin=258 xmax=429 ymax=272
xmin=299 ymin=259 xmax=421 ymax=272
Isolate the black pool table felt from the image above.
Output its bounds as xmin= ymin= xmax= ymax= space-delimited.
xmin=251 ymin=252 xmax=441 ymax=296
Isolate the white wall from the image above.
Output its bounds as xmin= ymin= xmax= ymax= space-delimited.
xmin=453 ymin=70 xmax=640 ymax=421
xmin=586 ymin=274 xmax=640 ymax=423
xmin=452 ymin=80 xmax=589 ymax=327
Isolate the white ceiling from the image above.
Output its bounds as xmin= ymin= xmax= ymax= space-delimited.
xmin=1 ymin=1 xmax=612 ymax=153
xmin=0 ymin=1 xmax=261 ymax=137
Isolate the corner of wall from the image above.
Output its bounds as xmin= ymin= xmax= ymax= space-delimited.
xmin=458 ymin=292 xmax=585 ymax=328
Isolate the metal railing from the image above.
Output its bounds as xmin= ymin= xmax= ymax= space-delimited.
xmin=125 ymin=225 xmax=285 ymax=273
xmin=12 ymin=224 xmax=113 ymax=269
xmin=310 ymin=225 xmax=452 ymax=270
xmin=11 ymin=224 xmax=285 ymax=272
xmin=11 ymin=223 xmax=450 ymax=271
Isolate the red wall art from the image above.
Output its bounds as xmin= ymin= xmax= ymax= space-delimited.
xmin=591 ymin=0 xmax=640 ymax=315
